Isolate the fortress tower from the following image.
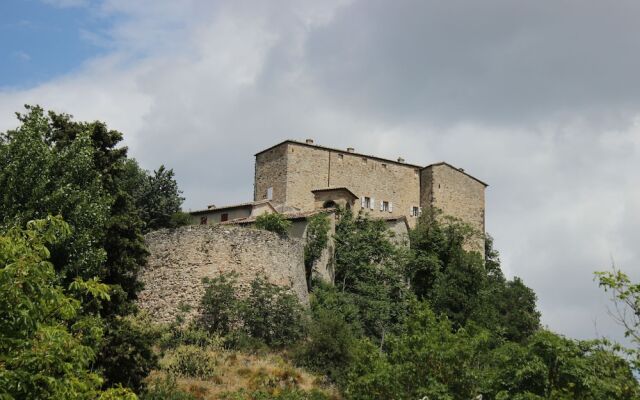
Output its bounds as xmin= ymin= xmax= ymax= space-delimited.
xmin=253 ymin=139 xmax=487 ymax=251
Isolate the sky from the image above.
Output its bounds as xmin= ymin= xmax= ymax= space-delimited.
xmin=1 ymin=0 xmax=639 ymax=345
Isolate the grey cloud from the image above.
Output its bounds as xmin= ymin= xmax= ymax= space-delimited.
xmin=1 ymin=0 xmax=639 ymax=346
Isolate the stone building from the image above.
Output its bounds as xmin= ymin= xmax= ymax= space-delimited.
xmin=191 ymin=139 xmax=487 ymax=250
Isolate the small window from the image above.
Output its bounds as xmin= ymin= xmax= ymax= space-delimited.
xmin=381 ymin=163 xmax=387 ymax=169
xmin=338 ymin=154 xmax=344 ymax=160
xmin=266 ymin=187 xmax=273 ymax=200
xmin=381 ymin=201 xmax=390 ymax=212
xmin=412 ymin=206 xmax=420 ymax=217
xmin=362 ymin=196 xmax=371 ymax=209
xmin=200 ymin=216 xmax=208 ymax=225
xmin=220 ymin=213 xmax=228 ymax=222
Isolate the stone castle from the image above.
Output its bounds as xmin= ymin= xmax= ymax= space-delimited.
xmin=192 ymin=139 xmax=487 ymax=234
xmin=137 ymin=140 xmax=488 ymax=322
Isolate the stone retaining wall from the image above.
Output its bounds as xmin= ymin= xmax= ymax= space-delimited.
xmin=137 ymin=225 xmax=308 ymax=324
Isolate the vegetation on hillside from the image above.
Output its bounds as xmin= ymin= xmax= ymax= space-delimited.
xmin=0 ymin=106 xmax=638 ymax=399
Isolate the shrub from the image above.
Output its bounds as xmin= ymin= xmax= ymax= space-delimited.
xmin=199 ymin=273 xmax=241 ymax=335
xmin=242 ymin=275 xmax=305 ymax=347
xmin=98 ymin=314 xmax=160 ymax=392
xmin=304 ymin=213 xmax=331 ymax=286
xmin=294 ymin=308 xmax=356 ymax=382
xmin=199 ymin=273 xmax=305 ymax=348
xmin=165 ymin=345 xmax=217 ymax=379
xmin=254 ymin=213 xmax=291 ymax=237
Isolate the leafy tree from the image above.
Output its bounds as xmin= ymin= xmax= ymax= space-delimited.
xmin=333 ymin=209 xmax=412 ymax=341
xmin=242 ymin=275 xmax=305 ymax=347
xmin=0 ymin=216 xmax=136 ymax=399
xmin=596 ymin=267 xmax=640 ymax=348
xmin=254 ymin=212 xmax=292 ymax=237
xmin=304 ymin=212 xmax=331 ymax=287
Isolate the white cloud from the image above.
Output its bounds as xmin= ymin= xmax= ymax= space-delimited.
xmin=2 ymin=0 xmax=639 ymax=345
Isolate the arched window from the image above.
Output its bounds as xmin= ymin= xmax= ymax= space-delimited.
xmin=322 ymin=200 xmax=337 ymax=209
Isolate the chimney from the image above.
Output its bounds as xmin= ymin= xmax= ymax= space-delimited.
xmin=305 ymin=138 xmax=314 ymax=144
xmin=397 ymin=157 xmax=405 ymax=163
xmin=347 ymin=147 xmax=355 ymax=153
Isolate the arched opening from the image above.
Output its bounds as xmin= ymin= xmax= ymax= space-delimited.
xmin=322 ymin=200 xmax=337 ymax=209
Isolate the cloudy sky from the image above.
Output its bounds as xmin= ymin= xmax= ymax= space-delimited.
xmin=2 ymin=0 xmax=639 ymax=344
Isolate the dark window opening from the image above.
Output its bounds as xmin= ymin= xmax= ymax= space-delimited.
xmin=200 ymin=216 xmax=208 ymax=225
xmin=220 ymin=213 xmax=229 ymax=222
xmin=323 ymin=200 xmax=337 ymax=209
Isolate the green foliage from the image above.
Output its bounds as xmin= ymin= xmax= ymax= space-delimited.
xmin=141 ymin=375 xmax=196 ymax=400
xmin=294 ymin=305 xmax=357 ymax=382
xmin=332 ymin=209 xmax=412 ymax=341
xmin=165 ymin=345 xmax=217 ymax=379
xmin=304 ymin=213 xmax=331 ymax=285
xmin=345 ymin=301 xmax=490 ymax=400
xmin=199 ymin=273 xmax=242 ymax=335
xmin=128 ymin=163 xmax=186 ymax=232
xmin=0 ymin=216 xmax=129 ymax=399
xmin=199 ymin=273 xmax=305 ymax=348
xmin=220 ymin=388 xmax=333 ymax=400
xmin=254 ymin=213 xmax=292 ymax=237
xmin=242 ymin=275 xmax=305 ymax=347
xmin=98 ymin=315 xmax=160 ymax=392
xmin=596 ymin=267 xmax=640 ymax=347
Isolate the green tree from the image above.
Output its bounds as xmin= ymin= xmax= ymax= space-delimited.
xmin=333 ymin=209 xmax=412 ymax=342
xmin=0 ymin=216 xmax=136 ymax=399
xmin=254 ymin=212 xmax=292 ymax=237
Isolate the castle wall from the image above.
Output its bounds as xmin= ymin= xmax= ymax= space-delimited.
xmin=137 ymin=225 xmax=308 ymax=324
xmin=420 ymin=164 xmax=486 ymax=254
xmin=326 ymin=149 xmax=421 ymax=227
xmin=258 ymin=142 xmax=422 ymax=227
xmin=254 ymin=144 xmax=288 ymax=205
xmin=190 ymin=207 xmax=251 ymax=225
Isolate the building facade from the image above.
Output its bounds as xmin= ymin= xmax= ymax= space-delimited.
xmin=253 ymin=140 xmax=487 ymax=236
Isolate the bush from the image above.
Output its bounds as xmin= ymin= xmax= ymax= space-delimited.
xmin=97 ymin=314 xmax=160 ymax=392
xmin=294 ymin=308 xmax=356 ymax=382
xmin=160 ymin=323 xmax=224 ymax=351
xmin=198 ymin=273 xmax=305 ymax=348
xmin=165 ymin=345 xmax=217 ymax=379
xmin=199 ymin=273 xmax=241 ymax=335
xmin=254 ymin=213 xmax=291 ymax=237
xmin=242 ymin=275 xmax=305 ymax=347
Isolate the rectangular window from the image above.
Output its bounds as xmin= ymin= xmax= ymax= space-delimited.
xmin=200 ymin=216 xmax=208 ymax=225
xmin=362 ymin=196 xmax=371 ymax=209
xmin=266 ymin=187 xmax=273 ymax=200
xmin=381 ymin=163 xmax=387 ymax=169
xmin=220 ymin=213 xmax=228 ymax=222
xmin=412 ymin=206 xmax=420 ymax=217
xmin=381 ymin=201 xmax=389 ymax=212
xmin=338 ymin=154 xmax=344 ymax=160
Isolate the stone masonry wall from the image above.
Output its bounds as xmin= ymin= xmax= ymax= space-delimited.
xmin=261 ymin=142 xmax=422 ymax=227
xmin=254 ymin=144 xmax=288 ymax=205
xmin=421 ymin=164 xmax=486 ymax=254
xmin=137 ymin=225 xmax=308 ymax=324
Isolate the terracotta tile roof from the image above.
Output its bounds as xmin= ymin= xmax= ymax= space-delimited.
xmin=190 ymin=200 xmax=274 ymax=215
xmin=219 ymin=209 xmax=334 ymax=225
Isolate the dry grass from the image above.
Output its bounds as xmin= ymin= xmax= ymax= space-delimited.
xmin=150 ymin=347 xmax=340 ymax=399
